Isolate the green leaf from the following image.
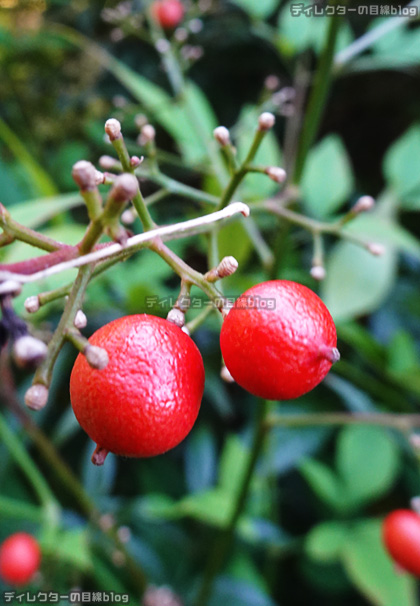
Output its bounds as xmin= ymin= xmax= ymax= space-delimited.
xmin=300 ymin=459 xmax=347 ymax=512
xmin=178 ymin=489 xmax=235 ymax=528
xmin=301 ymin=135 xmax=354 ymax=218
xmin=45 ymin=529 xmax=92 ymax=571
xmin=185 ymin=426 xmax=217 ymax=494
xmin=305 ymin=521 xmax=348 ymax=562
xmin=134 ymin=494 xmax=179 ymax=521
xmin=231 ymin=0 xmax=278 ymax=19
xmin=217 ymin=218 xmax=253 ymax=266
xmin=341 ymin=519 xmax=417 ymax=606
xmin=5 ymin=192 xmax=82 ymax=228
xmin=383 ymin=125 xmax=420 ymax=200
xmin=322 ymin=241 xmax=397 ymax=322
xmin=336 ymin=426 xmax=399 ymax=508
xmin=219 ymin=435 xmax=250 ymax=498
xmin=388 ymin=331 xmax=419 ymax=375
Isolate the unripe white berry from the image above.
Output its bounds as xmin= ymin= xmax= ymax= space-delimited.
xmin=85 ymin=345 xmax=109 ymax=370
xmin=258 ymin=112 xmax=275 ymax=131
xmin=24 ymin=296 xmax=40 ymax=314
xmin=310 ymin=265 xmax=326 ymax=281
xmin=110 ymin=174 xmax=139 ymax=202
xmin=74 ymin=310 xmax=87 ymax=330
xmin=217 ymin=256 xmax=239 ymax=278
xmin=72 ymin=161 xmax=97 ymax=190
xmin=0 ymin=280 xmax=22 ymax=297
xmin=121 ymin=209 xmax=136 ymax=225
xmin=265 ymin=166 xmax=287 ymax=184
xmin=139 ymin=124 xmax=156 ymax=145
xmin=367 ymin=242 xmax=386 ymax=256
xmin=213 ymin=126 xmax=230 ymax=146
xmin=352 ymin=195 xmax=375 ymax=213
xmin=105 ymin=118 xmax=122 ymax=141
xmin=13 ymin=336 xmax=48 ymax=369
xmin=99 ymin=155 xmax=119 ymax=170
xmin=25 ymin=384 xmax=49 ymax=411
xmin=167 ymin=308 xmax=185 ymax=328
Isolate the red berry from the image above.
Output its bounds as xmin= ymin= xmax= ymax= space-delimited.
xmin=70 ymin=314 xmax=204 ymax=462
xmin=220 ymin=280 xmax=339 ymax=400
xmin=0 ymin=533 xmax=41 ymax=586
xmin=151 ymin=0 xmax=184 ymax=29
xmin=383 ymin=510 xmax=420 ymax=576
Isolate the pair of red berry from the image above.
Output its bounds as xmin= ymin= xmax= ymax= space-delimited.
xmin=70 ymin=281 xmax=338 ymax=463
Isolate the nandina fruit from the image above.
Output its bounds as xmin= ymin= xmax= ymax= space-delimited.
xmin=383 ymin=510 xmax=420 ymax=576
xmin=220 ymin=280 xmax=339 ymax=400
xmin=151 ymin=0 xmax=184 ymax=29
xmin=70 ymin=315 xmax=204 ymax=464
xmin=0 ymin=533 xmax=41 ymax=586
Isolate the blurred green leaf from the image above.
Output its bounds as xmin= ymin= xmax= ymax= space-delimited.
xmin=231 ymin=0 xmax=278 ymax=19
xmin=322 ymin=241 xmax=397 ymax=322
xmin=305 ymin=521 xmax=348 ymax=562
xmin=341 ymin=519 xmax=417 ymax=606
xmin=82 ymin=443 xmax=117 ymax=499
xmin=336 ymin=426 xmax=399 ymax=508
xmin=47 ymin=528 xmax=92 ymax=571
xmin=210 ymin=577 xmax=276 ymax=606
xmin=184 ymin=426 xmax=217 ymax=494
xmin=178 ymin=488 xmax=234 ymax=528
xmin=300 ymin=459 xmax=347 ymax=512
xmin=219 ymin=435 xmax=250 ymax=498
xmin=218 ymin=218 xmax=253 ymax=266
xmin=301 ymin=135 xmax=354 ymax=218
xmin=388 ymin=331 xmax=419 ymax=375
xmin=4 ymin=192 xmax=82 ymax=229
xmin=383 ymin=124 xmax=420 ymax=201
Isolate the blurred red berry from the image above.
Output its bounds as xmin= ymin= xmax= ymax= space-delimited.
xmin=0 ymin=533 xmax=41 ymax=586
xmin=383 ymin=510 xmax=420 ymax=576
xmin=151 ymin=0 xmax=184 ymax=29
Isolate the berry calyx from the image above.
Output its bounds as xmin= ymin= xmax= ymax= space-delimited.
xmin=220 ymin=280 xmax=338 ymax=400
xmin=383 ymin=509 xmax=420 ymax=576
xmin=70 ymin=314 xmax=204 ymax=463
xmin=151 ymin=0 xmax=184 ymax=29
xmin=0 ymin=533 xmax=41 ymax=586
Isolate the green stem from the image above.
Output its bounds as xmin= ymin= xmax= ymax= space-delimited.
xmin=0 ymin=496 xmax=43 ymax=522
xmin=0 ymin=204 xmax=63 ymax=252
xmin=292 ymin=5 xmax=343 ymax=184
xmin=266 ymin=412 xmax=420 ymax=432
xmin=136 ymin=169 xmax=219 ymax=206
xmin=194 ymin=400 xmax=270 ymax=606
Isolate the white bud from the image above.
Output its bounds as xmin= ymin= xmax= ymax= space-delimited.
xmin=264 ymin=75 xmax=281 ymax=91
xmin=213 ymin=126 xmax=231 ymax=146
xmin=310 ymin=265 xmax=326 ymax=281
xmin=117 ymin=526 xmax=132 ymax=543
xmin=74 ymin=310 xmax=87 ymax=330
xmin=0 ymin=280 xmax=22 ymax=297
xmin=130 ymin=155 xmax=143 ymax=167
xmin=265 ymin=166 xmax=287 ymax=184
xmin=167 ymin=308 xmax=185 ymax=328
xmin=85 ymin=345 xmax=109 ymax=370
xmin=189 ymin=18 xmax=203 ymax=33
xmin=139 ymin=124 xmax=156 ymax=145
xmin=134 ymin=114 xmax=148 ymax=129
xmin=13 ymin=336 xmax=48 ymax=369
xmin=353 ymin=195 xmax=375 ymax=214
xmin=410 ymin=497 xmax=420 ymax=516
xmin=99 ymin=155 xmax=119 ymax=170
xmin=94 ymin=170 xmax=105 ymax=185
xmin=217 ymin=256 xmax=239 ymax=278
xmin=174 ymin=27 xmax=188 ymax=41
xmin=72 ymin=161 xmax=97 ymax=190
xmin=367 ymin=242 xmax=386 ymax=256
xmin=258 ymin=112 xmax=275 ymax=131
xmin=105 ymin=118 xmax=122 ymax=141
xmin=220 ymin=365 xmax=235 ymax=383
xmin=110 ymin=174 xmax=139 ymax=202
xmin=24 ymin=295 xmax=40 ymax=314
xmin=155 ymin=38 xmax=170 ymax=53
xmin=25 ymin=384 xmax=49 ymax=411
xmin=121 ymin=209 xmax=136 ymax=225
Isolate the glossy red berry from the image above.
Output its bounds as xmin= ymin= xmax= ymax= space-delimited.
xmin=0 ymin=533 xmax=41 ymax=586
xmin=220 ymin=280 xmax=339 ymax=400
xmin=151 ymin=0 xmax=184 ymax=29
xmin=70 ymin=314 xmax=204 ymax=464
xmin=383 ymin=510 xmax=420 ymax=576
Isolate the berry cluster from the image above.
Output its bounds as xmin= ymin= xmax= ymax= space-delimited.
xmin=69 ymin=280 xmax=339 ymax=465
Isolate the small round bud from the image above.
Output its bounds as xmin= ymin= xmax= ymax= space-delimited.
xmin=134 ymin=114 xmax=148 ymax=129
xmin=310 ymin=265 xmax=326 ymax=281
xmin=220 ymin=365 xmax=235 ymax=383
xmin=121 ymin=209 xmax=136 ymax=225
xmin=25 ymin=384 xmax=49 ymax=411
xmin=85 ymin=345 xmax=109 ymax=370
xmin=130 ymin=155 xmax=142 ymax=167
xmin=112 ymin=550 xmax=126 ymax=567
xmin=110 ymin=174 xmax=139 ymax=202
xmin=117 ymin=526 xmax=131 ymax=543
xmin=174 ymin=27 xmax=188 ymax=41
xmin=113 ymin=95 xmax=127 ymax=108
xmin=13 ymin=336 xmax=48 ymax=369
xmin=213 ymin=126 xmax=231 ymax=147
xmin=258 ymin=112 xmax=275 ymax=131
xmin=94 ymin=170 xmax=105 ymax=185
xmin=99 ymin=513 xmax=115 ymax=531
xmin=167 ymin=308 xmax=185 ymax=328
xmin=155 ymin=38 xmax=170 ymax=53
xmin=143 ymin=586 xmax=183 ymax=606
xmin=139 ymin=124 xmax=156 ymax=146
xmin=0 ymin=280 xmax=22 ymax=297
xmin=72 ymin=161 xmax=97 ymax=190
xmin=110 ymin=27 xmax=124 ymax=42
xmin=74 ymin=310 xmax=87 ymax=330
xmin=367 ymin=242 xmax=386 ymax=256
xmin=24 ymin=296 xmax=40 ymax=314
xmin=264 ymin=75 xmax=281 ymax=91
xmin=265 ymin=166 xmax=287 ymax=184
xmin=189 ymin=18 xmax=203 ymax=33
xmin=99 ymin=155 xmax=119 ymax=170
xmin=352 ymin=195 xmax=375 ymax=214
xmin=105 ymin=118 xmax=122 ymax=141
xmin=217 ymin=256 xmax=239 ymax=278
